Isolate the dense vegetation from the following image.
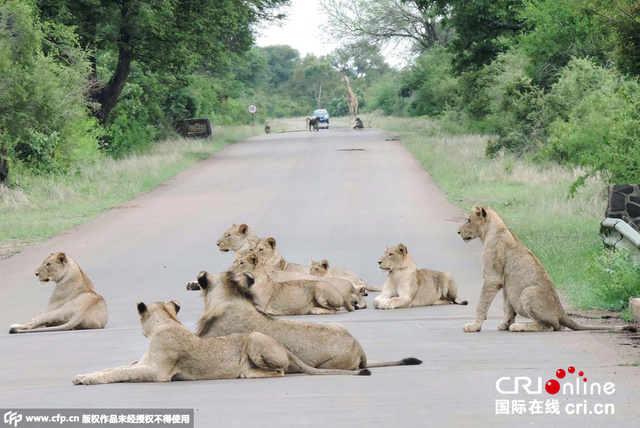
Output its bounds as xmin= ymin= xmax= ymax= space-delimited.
xmin=337 ymin=0 xmax=640 ymax=187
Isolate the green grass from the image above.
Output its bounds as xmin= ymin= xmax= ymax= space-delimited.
xmin=369 ymin=113 xmax=636 ymax=315
xmin=0 ymin=125 xmax=261 ymax=257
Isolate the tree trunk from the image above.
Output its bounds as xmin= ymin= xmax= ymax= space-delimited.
xmin=0 ymin=147 xmax=9 ymax=188
xmin=92 ymin=2 xmax=132 ymax=125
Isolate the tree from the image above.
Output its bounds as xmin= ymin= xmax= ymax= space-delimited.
xmin=259 ymin=45 xmax=301 ymax=87
xmin=1 ymin=0 xmax=98 ymax=186
xmin=328 ymin=41 xmax=391 ymax=79
xmin=36 ymin=0 xmax=289 ymax=125
xmin=321 ymin=0 xmax=451 ymax=55
xmin=285 ymin=55 xmax=341 ymax=109
xmin=416 ymin=0 xmax=526 ymax=72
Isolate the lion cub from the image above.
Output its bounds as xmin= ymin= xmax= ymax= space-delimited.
xmin=374 ymin=244 xmax=467 ymax=310
xmin=73 ymin=300 xmax=368 ymax=384
xmin=458 ymin=206 xmax=636 ymax=333
xmin=232 ymin=252 xmax=355 ymax=315
xmin=10 ymin=253 xmax=108 ymax=334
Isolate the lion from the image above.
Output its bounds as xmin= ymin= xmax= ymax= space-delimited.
xmin=188 ymin=270 xmax=422 ymax=371
xmin=231 ymin=252 xmax=355 ymax=315
xmin=458 ymin=206 xmax=637 ymax=333
xmin=255 ymin=237 xmax=379 ymax=292
xmin=73 ymin=300 xmax=369 ymax=384
xmin=216 ymin=223 xmax=260 ymax=253
xmin=373 ymin=244 xmax=467 ymax=310
xmin=309 ymin=259 xmax=368 ymax=308
xmin=10 ymin=253 xmax=108 ymax=334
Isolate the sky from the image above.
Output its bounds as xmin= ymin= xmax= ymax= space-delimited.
xmin=255 ymin=0 xmax=339 ymax=57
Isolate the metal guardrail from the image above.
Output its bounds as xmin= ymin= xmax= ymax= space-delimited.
xmin=600 ymin=217 xmax=640 ymax=258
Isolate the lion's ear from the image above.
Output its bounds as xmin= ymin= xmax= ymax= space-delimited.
xmin=197 ymin=271 xmax=211 ymax=289
xmin=321 ymin=260 xmax=330 ymax=269
xmin=481 ymin=207 xmax=487 ymax=218
xmin=137 ymin=301 xmax=147 ymax=314
xmin=57 ymin=253 xmax=67 ymax=264
xmin=238 ymin=224 xmax=248 ymax=235
xmin=167 ymin=300 xmax=181 ymax=315
xmin=397 ymin=244 xmax=407 ymax=255
xmin=266 ymin=237 xmax=276 ymax=249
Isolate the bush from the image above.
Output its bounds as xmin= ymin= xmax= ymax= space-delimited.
xmin=586 ymin=248 xmax=640 ymax=316
xmin=0 ymin=1 xmax=100 ymax=177
xmin=542 ymin=58 xmax=640 ymax=183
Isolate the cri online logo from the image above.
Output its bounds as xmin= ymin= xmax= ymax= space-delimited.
xmin=496 ymin=366 xmax=615 ymax=395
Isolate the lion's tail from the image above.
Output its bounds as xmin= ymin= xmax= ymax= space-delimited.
xmin=560 ymin=315 xmax=636 ymax=332
xmin=286 ymin=351 xmax=370 ymax=376
xmin=366 ymin=357 xmax=422 ymax=368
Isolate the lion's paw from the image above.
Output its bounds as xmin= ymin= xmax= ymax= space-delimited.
xmin=497 ymin=322 xmax=512 ymax=331
xmin=463 ymin=322 xmax=482 ymax=332
xmin=72 ymin=374 xmax=91 ymax=385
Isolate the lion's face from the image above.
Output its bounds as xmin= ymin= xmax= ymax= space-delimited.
xmin=35 ymin=253 xmax=68 ymax=283
xmin=137 ymin=300 xmax=180 ymax=337
xmin=309 ymin=260 xmax=330 ymax=277
xmin=253 ymin=238 xmax=278 ymax=266
xmin=458 ymin=206 xmax=488 ymax=242
xmin=378 ymin=244 xmax=409 ymax=271
xmin=231 ymin=252 xmax=260 ymax=275
xmin=217 ymin=224 xmax=250 ymax=252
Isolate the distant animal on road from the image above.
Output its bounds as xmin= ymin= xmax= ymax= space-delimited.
xmin=264 ymin=122 xmax=271 ymax=134
xmin=306 ymin=117 xmax=319 ymax=132
xmin=72 ymin=300 xmax=368 ymax=384
xmin=353 ymin=117 xmax=364 ymax=129
xmin=374 ymin=244 xmax=466 ymax=310
xmin=458 ymin=205 xmax=637 ymax=333
xmin=10 ymin=253 xmax=108 ymax=334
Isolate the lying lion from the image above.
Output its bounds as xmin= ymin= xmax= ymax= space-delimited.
xmin=231 ymin=252 xmax=355 ymax=315
xmin=73 ymin=300 xmax=369 ymax=384
xmin=255 ymin=237 xmax=379 ymax=292
xmin=188 ymin=270 xmax=422 ymax=371
xmin=309 ymin=259 xmax=367 ymax=308
xmin=10 ymin=253 xmax=108 ymax=334
xmin=216 ymin=223 xmax=260 ymax=253
xmin=374 ymin=244 xmax=467 ymax=310
xmin=458 ymin=206 xmax=636 ymax=333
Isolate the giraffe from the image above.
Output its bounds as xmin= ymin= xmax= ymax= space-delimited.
xmin=342 ymin=76 xmax=358 ymax=128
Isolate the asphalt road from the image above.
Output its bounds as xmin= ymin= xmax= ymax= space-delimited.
xmin=1 ymin=124 xmax=638 ymax=427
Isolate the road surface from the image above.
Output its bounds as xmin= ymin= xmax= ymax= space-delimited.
xmin=1 ymin=124 xmax=638 ymax=427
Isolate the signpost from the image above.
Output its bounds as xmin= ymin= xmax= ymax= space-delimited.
xmin=248 ymin=104 xmax=257 ymax=127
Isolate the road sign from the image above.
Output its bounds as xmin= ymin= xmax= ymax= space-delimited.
xmin=248 ymin=104 xmax=257 ymax=114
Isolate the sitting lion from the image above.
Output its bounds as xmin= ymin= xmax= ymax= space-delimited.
xmin=73 ymin=300 xmax=369 ymax=384
xmin=231 ymin=252 xmax=355 ymax=315
xmin=374 ymin=244 xmax=467 ymax=310
xmin=10 ymin=253 xmax=108 ymax=334
xmin=188 ymin=270 xmax=422 ymax=371
xmin=458 ymin=206 xmax=636 ymax=333
xmin=255 ymin=237 xmax=379 ymax=292
xmin=216 ymin=223 xmax=260 ymax=253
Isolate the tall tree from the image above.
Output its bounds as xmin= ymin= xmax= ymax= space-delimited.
xmin=36 ymin=0 xmax=289 ymax=125
xmin=416 ymin=0 xmax=526 ymax=72
xmin=321 ymin=0 xmax=450 ymax=54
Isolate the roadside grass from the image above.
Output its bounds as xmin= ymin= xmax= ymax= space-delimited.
xmin=370 ymin=113 xmax=637 ymax=319
xmin=0 ymin=125 xmax=261 ymax=258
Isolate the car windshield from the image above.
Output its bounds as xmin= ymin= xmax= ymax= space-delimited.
xmin=313 ymin=109 xmax=328 ymax=115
